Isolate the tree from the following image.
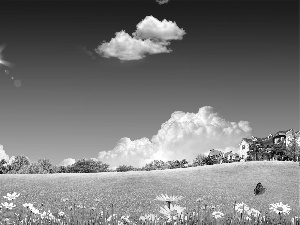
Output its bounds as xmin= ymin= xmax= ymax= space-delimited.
xmin=37 ymin=158 xmax=54 ymax=173
xmin=203 ymin=156 xmax=214 ymax=165
xmin=0 ymin=159 xmax=8 ymax=174
xmin=70 ymin=158 xmax=109 ymax=173
xmin=192 ymin=154 xmax=206 ymax=167
xmin=9 ymin=155 xmax=31 ymax=172
xmin=116 ymin=165 xmax=135 ymax=172
xmin=286 ymin=132 xmax=300 ymax=161
xmin=248 ymin=141 xmax=262 ymax=161
xmin=180 ymin=159 xmax=188 ymax=168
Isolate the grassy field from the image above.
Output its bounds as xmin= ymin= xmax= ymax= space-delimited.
xmin=0 ymin=161 xmax=299 ymax=222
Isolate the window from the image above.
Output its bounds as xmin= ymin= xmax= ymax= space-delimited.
xmin=242 ymin=145 xmax=245 ymax=150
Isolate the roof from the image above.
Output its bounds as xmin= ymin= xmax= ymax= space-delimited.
xmin=224 ymin=151 xmax=233 ymax=158
xmin=274 ymin=129 xmax=293 ymax=136
xmin=241 ymin=138 xmax=252 ymax=144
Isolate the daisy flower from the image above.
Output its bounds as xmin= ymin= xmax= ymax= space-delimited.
xmin=140 ymin=214 xmax=157 ymax=222
xmin=235 ymin=202 xmax=250 ymax=213
xmin=3 ymin=192 xmax=20 ymax=201
xmin=247 ymin=208 xmax=261 ymax=217
xmin=159 ymin=204 xmax=186 ymax=221
xmin=212 ymin=211 xmax=224 ymax=219
xmin=269 ymin=202 xmax=291 ymax=215
xmin=1 ymin=202 xmax=16 ymax=210
xmin=155 ymin=194 xmax=184 ymax=203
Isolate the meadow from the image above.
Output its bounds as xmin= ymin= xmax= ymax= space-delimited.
xmin=0 ymin=161 xmax=299 ymax=224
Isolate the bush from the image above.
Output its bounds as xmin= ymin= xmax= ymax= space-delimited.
xmin=116 ymin=165 xmax=135 ymax=172
xmin=69 ymin=158 xmax=109 ymax=173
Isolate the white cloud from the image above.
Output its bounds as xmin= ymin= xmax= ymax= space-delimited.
xmin=95 ymin=16 xmax=185 ymax=61
xmin=133 ymin=16 xmax=186 ymax=41
xmin=0 ymin=145 xmax=10 ymax=162
xmin=59 ymin=158 xmax=75 ymax=167
xmin=97 ymin=106 xmax=252 ymax=169
xmin=95 ymin=31 xmax=171 ymax=61
xmin=156 ymin=0 xmax=170 ymax=5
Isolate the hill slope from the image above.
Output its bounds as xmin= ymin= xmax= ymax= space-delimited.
xmin=0 ymin=161 xmax=299 ymax=218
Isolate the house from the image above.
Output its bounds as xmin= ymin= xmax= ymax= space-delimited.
xmin=239 ymin=138 xmax=252 ymax=159
xmin=224 ymin=151 xmax=234 ymax=161
xmin=223 ymin=151 xmax=240 ymax=162
xmin=239 ymin=128 xmax=300 ymax=160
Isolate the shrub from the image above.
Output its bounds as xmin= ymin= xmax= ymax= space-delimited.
xmin=116 ymin=165 xmax=135 ymax=172
xmin=69 ymin=158 xmax=109 ymax=173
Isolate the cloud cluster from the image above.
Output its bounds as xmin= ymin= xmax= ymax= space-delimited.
xmin=156 ymin=0 xmax=170 ymax=4
xmin=0 ymin=145 xmax=10 ymax=162
xmin=97 ymin=106 xmax=252 ymax=169
xmin=95 ymin=16 xmax=185 ymax=61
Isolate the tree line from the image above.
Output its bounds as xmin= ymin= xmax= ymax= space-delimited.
xmin=0 ymin=135 xmax=298 ymax=174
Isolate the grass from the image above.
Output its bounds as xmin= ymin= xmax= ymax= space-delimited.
xmin=0 ymin=161 xmax=299 ymax=224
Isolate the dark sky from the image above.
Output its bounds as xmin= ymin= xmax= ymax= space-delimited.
xmin=0 ymin=0 xmax=298 ymax=168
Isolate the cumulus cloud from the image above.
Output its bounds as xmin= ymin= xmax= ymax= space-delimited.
xmin=0 ymin=145 xmax=10 ymax=162
xmin=95 ymin=16 xmax=185 ymax=61
xmin=95 ymin=31 xmax=171 ymax=61
xmin=59 ymin=158 xmax=76 ymax=167
xmin=97 ymin=106 xmax=252 ymax=169
xmin=156 ymin=0 xmax=170 ymax=4
xmin=133 ymin=16 xmax=186 ymax=41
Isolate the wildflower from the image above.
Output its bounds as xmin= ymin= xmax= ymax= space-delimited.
xmin=1 ymin=202 xmax=16 ymax=209
xmin=140 ymin=214 xmax=156 ymax=222
xmin=23 ymin=203 xmax=34 ymax=210
xmin=235 ymin=202 xmax=250 ymax=213
xmin=212 ymin=211 xmax=224 ymax=219
xmin=30 ymin=207 xmax=40 ymax=215
xmin=119 ymin=215 xmax=131 ymax=224
xmin=269 ymin=202 xmax=291 ymax=215
xmin=159 ymin=204 xmax=186 ymax=221
xmin=3 ymin=192 xmax=20 ymax=201
xmin=247 ymin=208 xmax=261 ymax=217
xmin=155 ymin=194 xmax=184 ymax=203
xmin=58 ymin=211 xmax=65 ymax=217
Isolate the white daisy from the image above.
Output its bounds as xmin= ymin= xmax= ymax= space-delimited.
xmin=1 ymin=202 xmax=16 ymax=210
xmin=159 ymin=204 xmax=186 ymax=221
xmin=212 ymin=211 xmax=224 ymax=219
xmin=269 ymin=202 xmax=291 ymax=215
xmin=247 ymin=208 xmax=261 ymax=217
xmin=3 ymin=192 xmax=20 ymax=201
xmin=235 ymin=202 xmax=250 ymax=213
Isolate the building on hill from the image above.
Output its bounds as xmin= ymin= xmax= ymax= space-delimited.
xmin=239 ymin=138 xmax=253 ymax=159
xmin=224 ymin=151 xmax=234 ymax=161
xmin=239 ymin=128 xmax=300 ymax=160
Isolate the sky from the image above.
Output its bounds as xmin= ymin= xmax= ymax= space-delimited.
xmin=0 ymin=0 xmax=298 ymax=169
